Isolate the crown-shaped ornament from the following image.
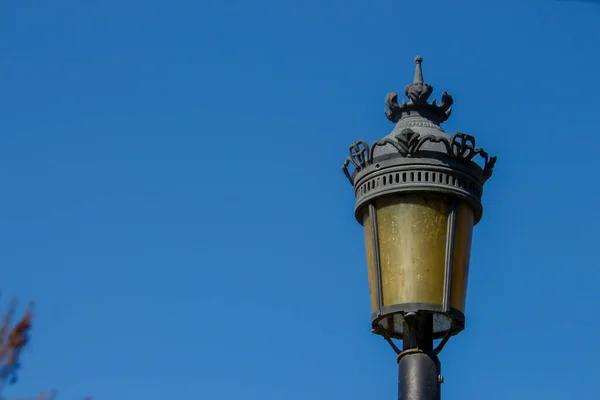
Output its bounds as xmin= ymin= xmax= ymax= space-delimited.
xmin=385 ymin=56 xmax=453 ymax=124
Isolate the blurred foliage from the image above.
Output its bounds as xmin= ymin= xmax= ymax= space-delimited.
xmin=0 ymin=299 xmax=32 ymax=389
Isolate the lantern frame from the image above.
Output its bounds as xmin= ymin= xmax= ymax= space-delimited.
xmin=342 ymin=58 xmax=496 ymax=343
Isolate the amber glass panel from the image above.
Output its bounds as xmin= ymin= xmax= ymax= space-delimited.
xmin=362 ymin=210 xmax=378 ymax=313
xmin=450 ymin=202 xmax=475 ymax=313
xmin=375 ymin=194 xmax=449 ymax=306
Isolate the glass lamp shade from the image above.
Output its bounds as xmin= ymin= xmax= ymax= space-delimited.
xmin=363 ymin=193 xmax=474 ymax=339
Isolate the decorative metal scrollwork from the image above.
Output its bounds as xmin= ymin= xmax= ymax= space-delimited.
xmin=385 ymin=91 xmax=453 ymax=124
xmin=342 ymin=129 xmax=497 ymax=184
xmin=342 ymin=140 xmax=370 ymax=182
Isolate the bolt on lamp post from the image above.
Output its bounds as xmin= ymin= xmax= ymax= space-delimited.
xmin=342 ymin=56 xmax=497 ymax=400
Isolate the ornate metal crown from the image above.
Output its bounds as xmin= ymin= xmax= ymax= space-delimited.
xmin=342 ymin=56 xmax=497 ymax=186
xmin=385 ymin=56 xmax=453 ymax=124
xmin=341 ymin=56 xmax=497 ymax=223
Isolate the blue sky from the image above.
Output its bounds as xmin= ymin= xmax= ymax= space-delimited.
xmin=1 ymin=0 xmax=600 ymax=398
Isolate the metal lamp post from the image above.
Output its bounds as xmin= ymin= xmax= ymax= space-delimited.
xmin=342 ymin=56 xmax=496 ymax=399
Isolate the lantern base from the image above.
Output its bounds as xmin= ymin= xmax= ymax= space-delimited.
xmin=371 ymin=303 xmax=464 ymax=340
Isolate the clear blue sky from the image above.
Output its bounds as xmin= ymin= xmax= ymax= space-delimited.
xmin=1 ymin=0 xmax=599 ymax=398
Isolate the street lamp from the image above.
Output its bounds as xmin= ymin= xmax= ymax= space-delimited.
xmin=342 ymin=56 xmax=496 ymax=400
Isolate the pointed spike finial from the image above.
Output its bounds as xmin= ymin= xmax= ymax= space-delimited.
xmin=403 ymin=55 xmax=432 ymax=106
xmin=413 ymin=56 xmax=424 ymax=84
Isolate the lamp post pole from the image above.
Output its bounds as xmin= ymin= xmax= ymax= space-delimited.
xmin=398 ymin=313 xmax=440 ymax=399
xmin=342 ymin=57 xmax=496 ymax=400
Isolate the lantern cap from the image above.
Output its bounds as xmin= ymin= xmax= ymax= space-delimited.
xmin=385 ymin=56 xmax=454 ymax=125
xmin=342 ymin=56 xmax=496 ymax=188
xmin=341 ymin=56 xmax=497 ymax=223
